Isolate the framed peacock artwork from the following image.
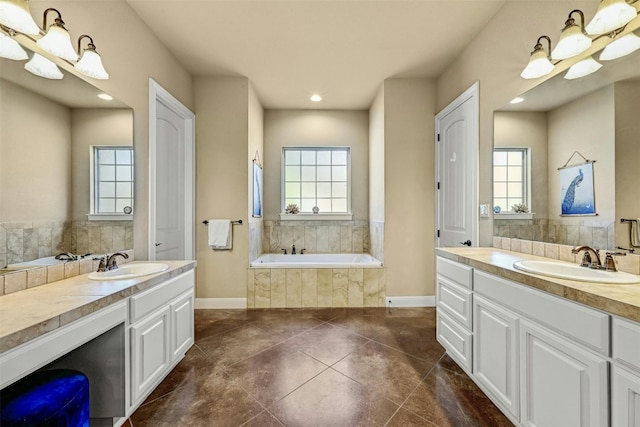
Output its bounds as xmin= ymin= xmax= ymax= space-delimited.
xmin=559 ymin=162 xmax=596 ymax=216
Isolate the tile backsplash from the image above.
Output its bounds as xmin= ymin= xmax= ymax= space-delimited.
xmin=494 ymin=218 xmax=615 ymax=249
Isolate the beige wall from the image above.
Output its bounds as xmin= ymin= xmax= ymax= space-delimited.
xmin=263 ymin=110 xmax=369 ymax=220
xmin=248 ymin=83 xmax=265 ymax=262
xmin=436 ymin=0 xmax=601 ymax=246
xmin=614 ymin=81 xmax=640 ymax=248
xmin=384 ymin=78 xmax=436 ymax=297
xmin=70 ymin=109 xmax=134 ymax=221
xmin=0 ymin=79 xmax=71 ymax=222
xmin=29 ymin=0 xmax=194 ymax=259
xmin=494 ymin=111 xmax=548 ymax=217
xmin=369 ymin=85 xmax=385 ymax=223
xmin=195 ymin=77 xmax=250 ymax=299
xmin=547 ymin=86 xmax=615 ymax=222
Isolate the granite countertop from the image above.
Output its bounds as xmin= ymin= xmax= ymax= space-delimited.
xmin=436 ymin=247 xmax=640 ymax=323
xmin=0 ymin=260 xmax=196 ymax=353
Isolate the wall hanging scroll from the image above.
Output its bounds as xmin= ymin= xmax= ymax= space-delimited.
xmin=558 ymin=151 xmax=597 ymax=216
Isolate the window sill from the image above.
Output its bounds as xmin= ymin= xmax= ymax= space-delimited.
xmin=87 ymin=214 xmax=133 ymax=221
xmin=279 ymin=213 xmax=353 ymax=221
xmin=494 ymin=213 xmax=535 ymax=220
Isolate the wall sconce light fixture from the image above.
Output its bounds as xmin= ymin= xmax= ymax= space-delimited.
xmin=0 ymin=0 xmax=39 ymax=35
xmin=520 ymin=36 xmax=555 ymax=79
xmin=0 ymin=28 xmax=27 ymax=60
xmin=37 ymin=8 xmax=78 ymax=61
xmin=564 ymin=56 xmax=603 ymax=79
xmin=551 ymin=10 xmax=592 ymax=60
xmin=599 ymin=31 xmax=640 ymax=60
xmin=75 ymin=34 xmax=108 ymax=80
xmin=586 ymin=0 xmax=638 ymax=35
xmin=24 ymin=52 xmax=63 ymax=79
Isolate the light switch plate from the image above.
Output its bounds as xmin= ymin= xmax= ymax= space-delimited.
xmin=480 ymin=204 xmax=490 ymax=217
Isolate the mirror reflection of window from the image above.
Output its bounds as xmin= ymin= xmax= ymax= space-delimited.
xmin=493 ymin=148 xmax=528 ymax=213
xmin=93 ymin=146 xmax=134 ymax=215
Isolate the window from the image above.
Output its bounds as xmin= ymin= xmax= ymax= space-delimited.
xmin=282 ymin=147 xmax=350 ymax=215
xmin=493 ymin=148 xmax=529 ymax=212
xmin=90 ymin=146 xmax=134 ymax=219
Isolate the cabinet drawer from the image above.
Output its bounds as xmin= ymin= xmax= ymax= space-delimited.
xmin=612 ymin=316 xmax=640 ymax=373
xmin=437 ymin=310 xmax=472 ymax=372
xmin=474 ymin=270 xmax=609 ymax=355
xmin=130 ymin=270 xmax=194 ymax=323
xmin=437 ymin=277 xmax=472 ymax=329
xmin=437 ymin=257 xmax=473 ymax=289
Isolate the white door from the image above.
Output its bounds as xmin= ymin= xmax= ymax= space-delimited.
xmin=435 ymin=83 xmax=478 ymax=248
xmin=149 ymin=79 xmax=195 ymax=261
xmin=155 ymin=101 xmax=185 ymax=260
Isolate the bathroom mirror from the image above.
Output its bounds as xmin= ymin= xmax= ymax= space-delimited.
xmin=0 ymin=45 xmax=134 ymax=272
xmin=493 ymin=50 xmax=640 ymax=250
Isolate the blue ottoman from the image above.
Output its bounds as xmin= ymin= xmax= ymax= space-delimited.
xmin=0 ymin=369 xmax=90 ymax=427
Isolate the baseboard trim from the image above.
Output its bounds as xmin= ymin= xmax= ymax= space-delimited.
xmin=385 ymin=296 xmax=436 ymax=308
xmin=195 ymin=298 xmax=247 ymax=309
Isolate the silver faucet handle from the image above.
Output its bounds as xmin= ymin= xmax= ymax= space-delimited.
xmin=603 ymin=252 xmax=625 ymax=272
xmin=300 ymin=248 xmax=306 ymax=255
xmin=579 ymin=251 xmax=592 ymax=267
xmin=95 ymin=256 xmax=107 ymax=272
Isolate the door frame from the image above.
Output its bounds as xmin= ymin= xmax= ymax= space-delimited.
xmin=435 ymin=81 xmax=479 ymax=248
xmin=148 ymin=79 xmax=196 ymax=260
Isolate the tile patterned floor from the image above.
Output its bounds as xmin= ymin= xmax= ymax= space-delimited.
xmin=128 ymin=308 xmax=512 ymax=426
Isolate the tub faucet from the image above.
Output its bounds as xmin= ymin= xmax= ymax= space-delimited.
xmin=281 ymin=248 xmax=287 ymax=255
xmin=106 ymin=252 xmax=129 ymax=271
xmin=292 ymin=245 xmax=296 ymax=255
xmin=571 ymin=245 xmax=602 ymax=269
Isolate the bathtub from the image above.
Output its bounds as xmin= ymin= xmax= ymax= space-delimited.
xmin=250 ymin=253 xmax=382 ymax=269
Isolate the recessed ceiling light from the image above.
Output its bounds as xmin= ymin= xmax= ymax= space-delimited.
xmin=510 ymin=97 xmax=525 ymax=104
xmin=310 ymin=94 xmax=322 ymax=102
xmin=98 ymin=93 xmax=113 ymax=101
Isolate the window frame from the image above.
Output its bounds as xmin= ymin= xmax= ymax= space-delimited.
xmin=280 ymin=146 xmax=352 ymax=220
xmin=493 ymin=147 xmax=531 ymax=215
xmin=88 ymin=145 xmax=134 ymax=221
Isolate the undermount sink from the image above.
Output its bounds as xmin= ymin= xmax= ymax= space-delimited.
xmin=513 ymin=260 xmax=640 ymax=284
xmin=88 ymin=263 xmax=169 ymax=281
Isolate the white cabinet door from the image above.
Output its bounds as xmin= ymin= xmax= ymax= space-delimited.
xmin=612 ymin=365 xmax=640 ymax=427
xmin=520 ymin=320 xmax=608 ymax=427
xmin=171 ymin=290 xmax=194 ymax=361
xmin=130 ymin=306 xmax=170 ymax=405
xmin=473 ymin=295 xmax=519 ymax=419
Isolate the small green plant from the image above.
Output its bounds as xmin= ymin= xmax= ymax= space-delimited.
xmin=512 ymin=203 xmax=529 ymax=213
xmin=285 ymin=203 xmax=300 ymax=214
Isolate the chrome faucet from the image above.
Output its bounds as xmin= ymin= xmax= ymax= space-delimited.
xmin=571 ymin=245 xmax=602 ymax=269
xmin=105 ymin=252 xmax=129 ymax=271
xmin=291 ymin=245 xmax=296 ymax=255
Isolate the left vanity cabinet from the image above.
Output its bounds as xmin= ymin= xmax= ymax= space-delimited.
xmin=129 ymin=270 xmax=195 ymax=407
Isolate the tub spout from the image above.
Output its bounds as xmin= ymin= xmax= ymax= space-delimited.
xmin=292 ymin=245 xmax=296 ymax=255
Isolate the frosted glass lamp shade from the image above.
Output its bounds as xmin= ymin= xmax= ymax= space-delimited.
xmin=599 ymin=33 xmax=640 ymax=60
xmin=520 ymin=48 xmax=554 ymax=79
xmin=0 ymin=32 xmax=27 ymax=60
xmin=0 ymin=0 xmax=39 ymax=35
xmin=564 ymin=56 xmax=602 ymax=79
xmin=37 ymin=24 xmax=78 ymax=61
xmin=586 ymin=0 xmax=637 ymax=35
xmin=551 ymin=24 xmax=592 ymax=60
xmin=75 ymin=48 xmax=109 ymax=79
xmin=24 ymin=53 xmax=63 ymax=79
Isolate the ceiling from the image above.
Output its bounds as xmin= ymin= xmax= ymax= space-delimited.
xmin=126 ymin=0 xmax=507 ymax=110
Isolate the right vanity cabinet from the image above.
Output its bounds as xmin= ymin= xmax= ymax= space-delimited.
xmin=436 ymin=255 xmax=640 ymax=427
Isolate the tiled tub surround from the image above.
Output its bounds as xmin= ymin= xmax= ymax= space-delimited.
xmin=437 ymin=247 xmax=640 ymax=322
xmin=1 ymin=220 xmax=133 ymax=268
xmin=263 ymin=220 xmax=370 ymax=254
xmin=247 ymin=268 xmax=386 ymax=309
xmin=493 ymin=236 xmax=640 ymax=275
xmin=0 ymin=249 xmax=135 ymax=296
xmin=494 ymin=217 xmax=615 ymax=249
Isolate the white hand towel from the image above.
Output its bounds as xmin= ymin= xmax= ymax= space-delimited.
xmin=208 ymin=219 xmax=232 ymax=250
xmin=631 ymin=218 xmax=640 ymax=247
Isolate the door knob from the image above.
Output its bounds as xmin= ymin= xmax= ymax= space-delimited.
xmin=459 ymin=240 xmax=472 ymax=246
xmin=155 ymin=243 xmax=162 ymax=247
